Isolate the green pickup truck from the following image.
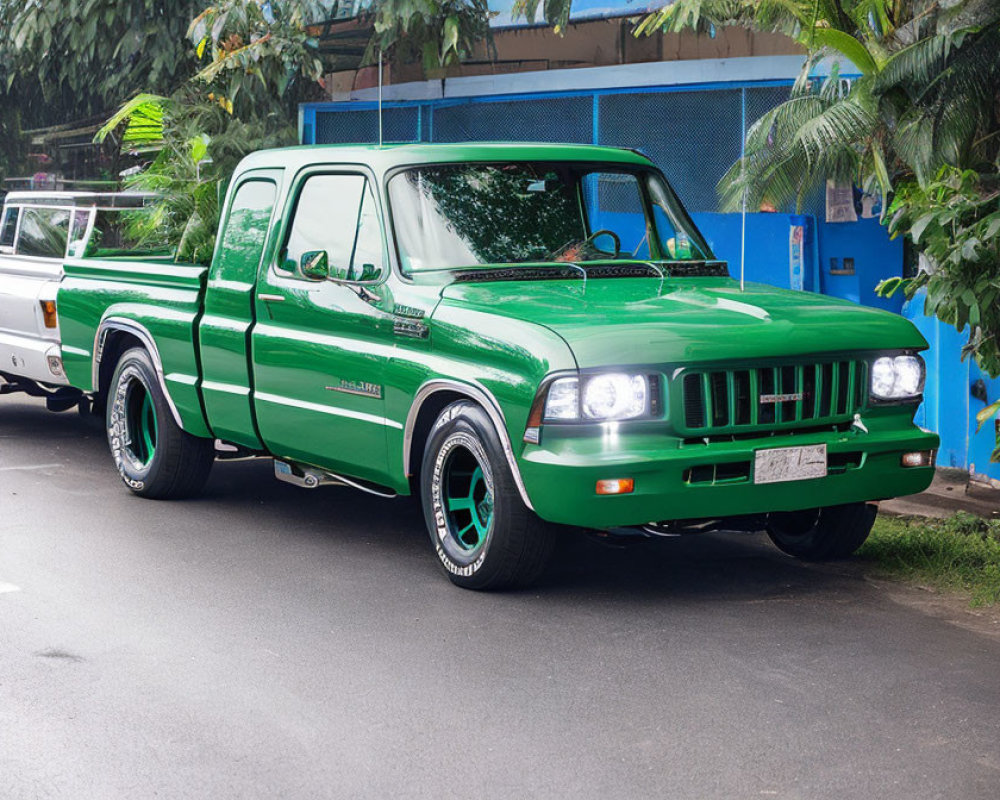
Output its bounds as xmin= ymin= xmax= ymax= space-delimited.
xmin=14 ymin=143 xmax=939 ymax=588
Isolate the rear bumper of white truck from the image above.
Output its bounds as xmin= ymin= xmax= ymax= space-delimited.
xmin=0 ymin=330 xmax=69 ymax=385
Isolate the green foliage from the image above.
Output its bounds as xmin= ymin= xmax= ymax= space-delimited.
xmin=97 ymin=0 xmax=507 ymax=265
xmin=1 ymin=0 xmax=203 ymax=127
xmin=642 ymin=1 xmax=1000 ymax=215
xmin=636 ymin=0 xmax=805 ymax=40
xmin=0 ymin=106 xmax=27 ymax=185
xmin=188 ymin=0 xmax=326 ymax=115
xmin=640 ymin=5 xmax=1000 ymax=344
xmin=110 ymin=103 xmax=298 ymax=267
xmin=97 ymin=2 xmax=324 ymax=264
xmin=862 ymin=512 xmax=1000 ymax=607
xmin=714 ymin=62 xmax=882 ymax=213
xmin=877 ymin=168 xmax=1000 ymax=415
xmin=93 ymin=93 xmax=169 ymax=152
xmin=511 ymin=0 xmax=572 ymax=33
xmin=0 ymin=3 xmax=25 ymax=183
xmin=641 ymin=1 xmax=1000 ymax=459
xmin=372 ymin=0 xmax=495 ymax=70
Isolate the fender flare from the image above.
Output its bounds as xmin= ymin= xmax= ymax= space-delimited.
xmin=403 ymin=379 xmax=535 ymax=511
xmin=92 ymin=316 xmax=185 ymax=430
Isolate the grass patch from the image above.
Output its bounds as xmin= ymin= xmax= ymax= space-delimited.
xmin=860 ymin=512 xmax=1000 ymax=606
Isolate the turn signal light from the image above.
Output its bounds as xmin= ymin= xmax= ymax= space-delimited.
xmin=596 ymin=478 xmax=634 ymax=495
xmin=40 ymin=300 xmax=58 ymax=329
xmin=901 ymin=450 xmax=936 ymax=468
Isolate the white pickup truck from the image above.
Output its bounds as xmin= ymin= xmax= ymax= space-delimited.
xmin=0 ymin=191 xmax=157 ymax=410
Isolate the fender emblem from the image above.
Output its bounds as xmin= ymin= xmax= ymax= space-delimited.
xmin=326 ymin=379 xmax=382 ymax=399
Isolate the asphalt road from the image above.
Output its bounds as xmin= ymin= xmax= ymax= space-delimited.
xmin=2 ymin=394 xmax=999 ymax=800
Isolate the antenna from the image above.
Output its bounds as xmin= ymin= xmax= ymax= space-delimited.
xmin=377 ymin=49 xmax=384 ymax=148
xmin=739 ymin=87 xmax=747 ymax=292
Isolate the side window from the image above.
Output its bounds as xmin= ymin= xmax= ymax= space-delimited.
xmin=214 ymin=180 xmax=277 ymax=283
xmin=0 ymin=206 xmax=20 ymax=250
xmin=15 ymin=207 xmax=70 ymax=258
xmin=283 ymin=174 xmax=383 ymax=281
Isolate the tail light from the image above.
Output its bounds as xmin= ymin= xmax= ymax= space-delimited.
xmin=40 ymin=300 xmax=58 ymax=329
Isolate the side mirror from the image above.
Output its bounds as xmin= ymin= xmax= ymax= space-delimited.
xmin=300 ymin=250 xmax=329 ymax=280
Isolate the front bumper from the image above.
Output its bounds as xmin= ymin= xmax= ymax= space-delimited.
xmin=518 ymin=414 xmax=938 ymax=529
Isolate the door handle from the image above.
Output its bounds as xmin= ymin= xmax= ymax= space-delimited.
xmin=257 ymin=293 xmax=285 ymax=303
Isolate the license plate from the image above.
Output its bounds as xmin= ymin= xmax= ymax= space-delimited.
xmin=754 ymin=444 xmax=827 ymax=485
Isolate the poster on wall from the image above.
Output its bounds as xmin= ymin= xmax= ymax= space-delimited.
xmin=857 ymin=188 xmax=882 ymax=219
xmin=825 ymin=179 xmax=858 ymax=223
xmin=788 ymin=223 xmax=805 ymax=291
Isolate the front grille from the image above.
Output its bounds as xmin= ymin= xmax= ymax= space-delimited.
xmin=678 ymin=360 xmax=867 ymax=434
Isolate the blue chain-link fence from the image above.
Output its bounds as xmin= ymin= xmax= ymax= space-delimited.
xmin=302 ymin=81 xmax=791 ymax=213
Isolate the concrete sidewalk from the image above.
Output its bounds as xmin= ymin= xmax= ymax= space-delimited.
xmin=880 ymin=468 xmax=1000 ymax=519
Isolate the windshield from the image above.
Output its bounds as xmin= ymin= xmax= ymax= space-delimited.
xmin=388 ymin=162 xmax=714 ymax=273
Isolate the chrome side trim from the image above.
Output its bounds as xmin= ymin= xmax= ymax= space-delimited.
xmin=92 ymin=316 xmax=185 ymax=429
xmin=403 ymin=379 xmax=534 ymax=511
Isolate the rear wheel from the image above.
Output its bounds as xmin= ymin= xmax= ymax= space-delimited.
xmin=107 ymin=348 xmax=214 ymax=499
xmin=766 ymin=502 xmax=877 ymax=560
xmin=421 ymin=401 xmax=555 ymax=590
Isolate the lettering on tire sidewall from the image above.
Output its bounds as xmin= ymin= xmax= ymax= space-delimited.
xmin=108 ymin=363 xmax=148 ymax=491
xmin=430 ymin=430 xmax=494 ymax=578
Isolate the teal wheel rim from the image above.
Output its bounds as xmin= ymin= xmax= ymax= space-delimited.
xmin=443 ymin=447 xmax=494 ymax=552
xmin=125 ymin=380 xmax=157 ymax=467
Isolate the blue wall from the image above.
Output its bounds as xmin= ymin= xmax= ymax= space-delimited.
xmin=695 ymin=212 xmax=819 ymax=292
xmin=693 ymin=212 xmax=902 ymax=308
xmin=904 ymin=297 xmax=1000 ymax=481
xmin=818 ymin=216 xmax=903 ymax=313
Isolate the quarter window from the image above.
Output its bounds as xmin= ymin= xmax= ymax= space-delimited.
xmin=0 ymin=206 xmax=20 ymax=250
xmin=68 ymin=209 xmax=92 ymax=257
xmin=215 ymin=180 xmax=277 ymax=283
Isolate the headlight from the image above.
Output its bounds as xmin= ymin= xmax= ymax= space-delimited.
xmin=583 ymin=373 xmax=648 ymax=420
xmin=543 ymin=373 xmax=651 ymax=421
xmin=870 ymin=354 xmax=925 ymax=401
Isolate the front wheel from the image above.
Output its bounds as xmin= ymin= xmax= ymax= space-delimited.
xmin=107 ymin=347 xmax=214 ymax=499
xmin=421 ymin=401 xmax=555 ymax=590
xmin=766 ymin=502 xmax=877 ymax=560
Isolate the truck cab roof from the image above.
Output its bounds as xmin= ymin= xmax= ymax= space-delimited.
xmin=234 ymin=142 xmax=656 ymax=178
xmin=2 ymin=191 xmax=155 ymax=209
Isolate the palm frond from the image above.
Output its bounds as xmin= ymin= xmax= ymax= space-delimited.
xmin=93 ymin=93 xmax=169 ymax=149
xmin=809 ymin=27 xmax=880 ymax=74
xmin=872 ymin=29 xmax=967 ymax=94
xmin=793 ymin=98 xmax=878 ymax=164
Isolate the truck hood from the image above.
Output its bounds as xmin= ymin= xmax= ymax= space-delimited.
xmin=436 ymin=277 xmax=926 ymax=368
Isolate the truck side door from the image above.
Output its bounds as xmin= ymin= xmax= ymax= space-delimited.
xmin=199 ymin=170 xmax=282 ymax=448
xmin=251 ymin=170 xmax=395 ymax=486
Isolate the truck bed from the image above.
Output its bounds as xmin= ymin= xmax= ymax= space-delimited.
xmin=57 ymin=256 xmax=211 ymax=436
